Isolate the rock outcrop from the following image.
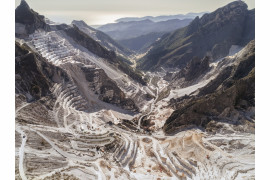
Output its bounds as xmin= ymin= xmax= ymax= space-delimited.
xmin=163 ymin=40 xmax=255 ymax=134
xmin=81 ymin=66 xmax=138 ymax=112
xmin=15 ymin=42 xmax=69 ymax=101
xmin=15 ymin=0 xmax=50 ymax=36
xmin=173 ymin=56 xmax=210 ymax=82
xmin=64 ymin=26 xmax=146 ymax=85
xmin=15 ymin=1 xmax=255 ymax=179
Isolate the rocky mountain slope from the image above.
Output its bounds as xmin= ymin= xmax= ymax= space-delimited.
xmin=15 ymin=0 xmax=50 ymax=37
xmin=15 ymin=1 xmax=145 ymax=86
xmin=62 ymin=25 xmax=146 ymax=85
xmin=97 ymin=19 xmax=193 ymax=41
xmin=164 ymin=40 xmax=255 ymax=134
xmin=72 ymin=20 xmax=133 ymax=58
xmin=15 ymin=1 xmax=255 ymax=179
xmin=138 ymin=1 xmax=255 ymax=71
xmin=15 ymin=41 xmax=138 ymax=112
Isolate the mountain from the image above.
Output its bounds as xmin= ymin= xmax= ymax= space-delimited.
xmin=97 ymin=18 xmax=193 ymax=40
xmin=15 ymin=1 xmax=255 ymax=179
xmin=16 ymin=0 xmax=145 ymax=84
xmin=138 ymin=1 xmax=255 ymax=71
xmin=15 ymin=0 xmax=150 ymax=111
xmin=72 ymin=20 xmax=133 ymax=58
xmin=15 ymin=0 xmax=50 ymax=36
xmin=15 ymin=40 xmax=139 ymax=112
xmin=118 ymin=32 xmax=164 ymax=52
xmin=163 ymin=40 xmax=255 ymax=134
xmin=63 ymin=25 xmax=146 ymax=84
xmin=174 ymin=56 xmax=211 ymax=82
xmin=115 ymin=12 xmax=207 ymax=22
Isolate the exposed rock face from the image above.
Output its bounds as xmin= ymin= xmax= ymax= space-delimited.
xmin=199 ymin=40 xmax=255 ymax=96
xmin=64 ymin=26 xmax=117 ymax=61
xmin=15 ymin=0 xmax=50 ymax=35
xmin=15 ymin=42 xmax=69 ymax=101
xmin=81 ymin=66 xmax=138 ymax=112
xmin=174 ymin=56 xmax=210 ymax=82
xmin=15 ymin=1 xmax=255 ymax=179
xmin=163 ymin=40 xmax=255 ymax=135
xmin=139 ymin=1 xmax=255 ymax=71
xmin=240 ymin=9 xmax=255 ymax=45
xmin=14 ymin=0 xmax=148 ymax=112
xmin=15 ymin=41 xmax=138 ymax=111
xmin=64 ymin=26 xmax=147 ymax=85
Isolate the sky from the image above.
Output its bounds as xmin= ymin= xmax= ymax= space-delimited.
xmin=15 ymin=0 xmax=255 ymax=25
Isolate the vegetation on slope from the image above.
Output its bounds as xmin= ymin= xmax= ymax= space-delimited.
xmin=138 ymin=1 xmax=255 ymax=71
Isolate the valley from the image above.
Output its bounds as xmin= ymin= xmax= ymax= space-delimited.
xmin=15 ymin=0 xmax=255 ymax=179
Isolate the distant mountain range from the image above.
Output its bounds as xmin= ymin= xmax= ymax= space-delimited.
xmin=74 ymin=13 xmax=208 ymax=54
xmin=96 ymin=12 xmax=207 ymax=53
xmin=97 ymin=18 xmax=194 ymax=53
xmin=115 ymin=12 xmax=208 ymax=23
xmin=15 ymin=1 xmax=255 ymax=179
xmin=97 ymin=19 xmax=193 ymax=40
xmin=138 ymin=1 xmax=255 ymax=70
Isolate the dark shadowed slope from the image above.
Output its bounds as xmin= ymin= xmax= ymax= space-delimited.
xmin=118 ymin=32 xmax=164 ymax=53
xmin=15 ymin=0 xmax=50 ymax=36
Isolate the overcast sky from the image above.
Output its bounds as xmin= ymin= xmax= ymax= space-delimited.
xmin=15 ymin=0 xmax=255 ymax=25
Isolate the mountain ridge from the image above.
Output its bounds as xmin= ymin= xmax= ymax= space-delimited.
xmin=138 ymin=1 xmax=255 ymax=71
xmin=15 ymin=1 xmax=255 ymax=179
xmin=97 ymin=18 xmax=193 ymax=40
xmin=163 ymin=40 xmax=255 ymax=134
xmin=115 ymin=12 xmax=208 ymax=22
xmin=15 ymin=0 xmax=50 ymax=35
xmin=72 ymin=20 xmax=134 ymax=58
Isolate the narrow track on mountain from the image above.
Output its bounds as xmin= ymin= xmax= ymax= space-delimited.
xmin=16 ymin=127 xmax=28 ymax=180
xmin=15 ymin=1 xmax=255 ymax=178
